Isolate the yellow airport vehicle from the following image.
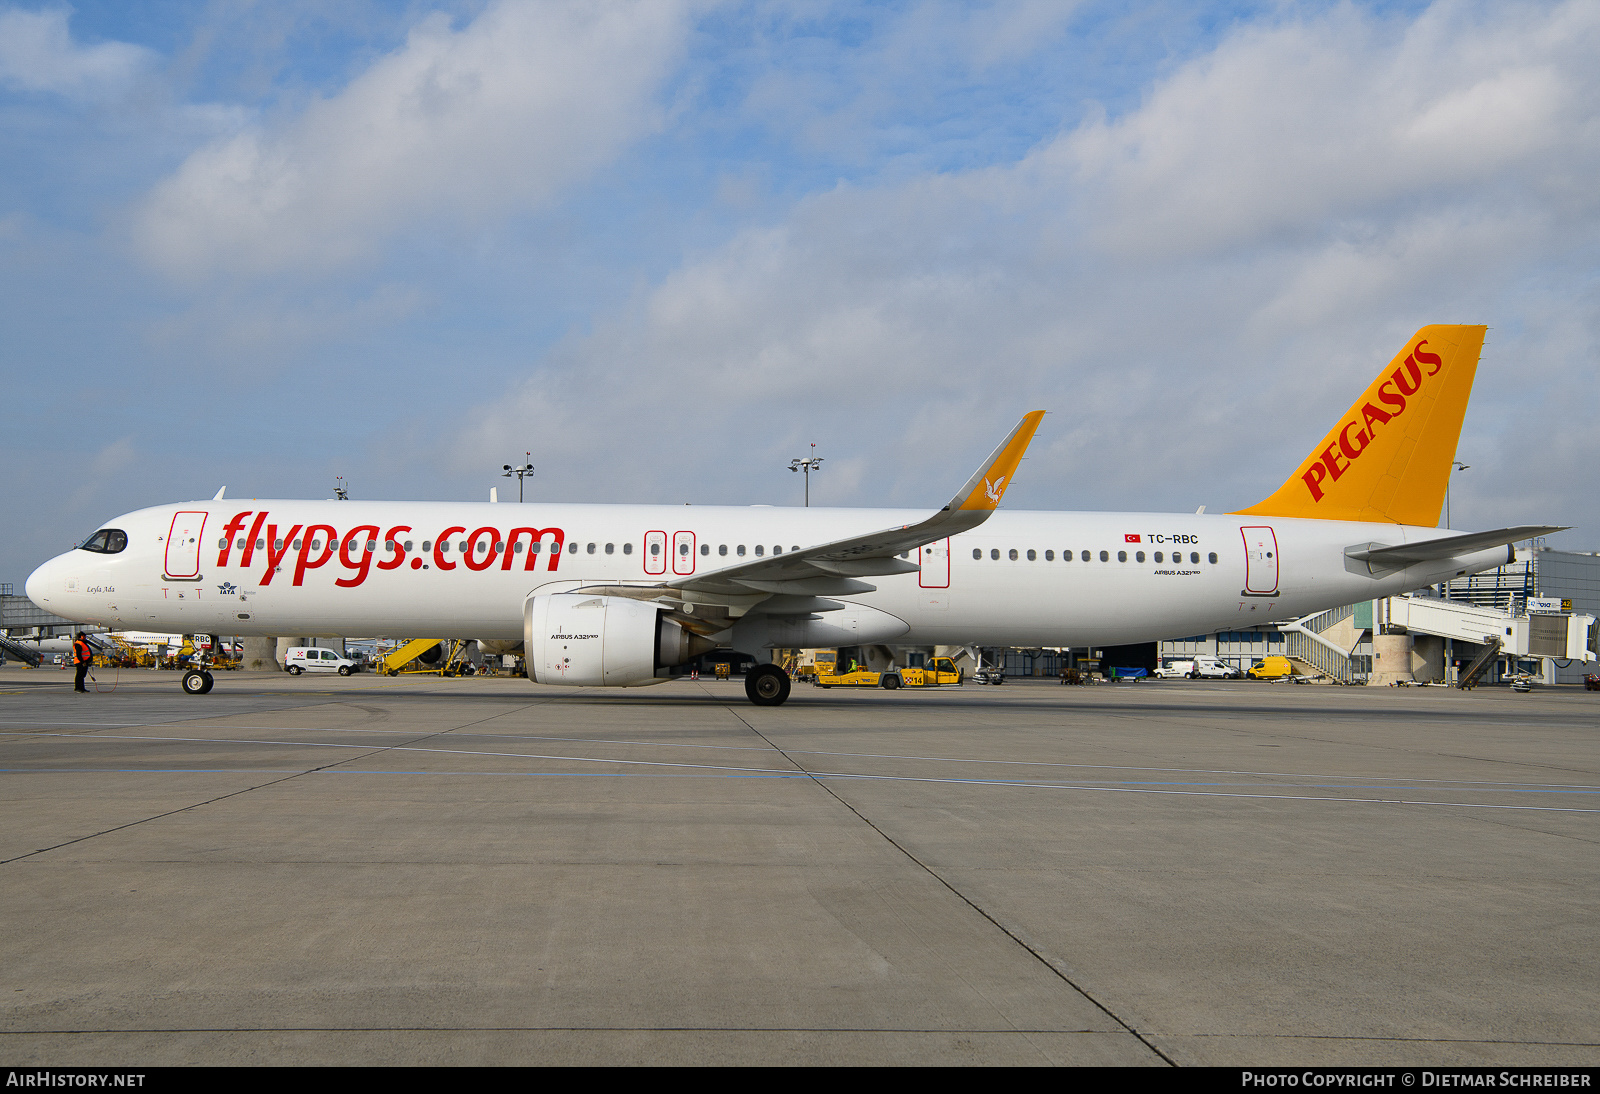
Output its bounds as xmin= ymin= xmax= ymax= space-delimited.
xmin=898 ymin=657 xmax=963 ymax=687
xmin=378 ymin=638 xmax=476 ymax=676
xmin=814 ymin=662 xmax=885 ymax=688
xmin=1247 ymin=655 xmax=1294 ymax=679
xmin=793 ymin=649 xmax=835 ymax=681
xmin=815 ymin=655 xmax=962 ymax=690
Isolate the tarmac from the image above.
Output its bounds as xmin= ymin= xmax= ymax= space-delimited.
xmin=1 ymin=664 xmax=1596 ymax=1066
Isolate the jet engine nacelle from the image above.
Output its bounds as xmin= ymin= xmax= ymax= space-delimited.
xmin=523 ymin=593 xmax=713 ymax=687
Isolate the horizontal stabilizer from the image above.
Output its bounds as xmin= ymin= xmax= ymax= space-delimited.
xmin=1346 ymin=526 xmax=1565 ymax=566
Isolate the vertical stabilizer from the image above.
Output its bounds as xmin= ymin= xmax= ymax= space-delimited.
xmin=1233 ymin=325 xmax=1486 ymax=526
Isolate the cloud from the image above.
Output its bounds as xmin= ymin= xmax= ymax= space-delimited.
xmin=446 ymin=0 xmax=1600 ymax=542
xmin=1054 ymin=3 xmax=1600 ymax=257
xmin=0 ymin=6 xmax=153 ymax=98
xmin=135 ymin=1 xmax=690 ymax=279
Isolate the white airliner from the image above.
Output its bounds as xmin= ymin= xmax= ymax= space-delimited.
xmin=26 ymin=325 xmax=1561 ymax=704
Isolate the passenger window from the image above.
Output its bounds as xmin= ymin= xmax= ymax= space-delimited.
xmin=1208 ymin=552 xmax=1217 ymax=564
xmin=1099 ymin=550 xmax=1109 ymax=562
xmin=1027 ymin=549 xmax=1036 ymax=561
xmin=623 ymin=543 xmax=633 ymax=555
xmin=1118 ymin=550 xmax=1127 ymax=562
xmin=1081 ymin=550 xmax=1090 ymax=561
xmin=679 ymin=543 xmax=689 ymax=555
xmin=1045 ymin=550 xmax=1053 ymax=560
xmin=529 ymin=542 xmax=541 ymax=553
xmin=1154 ymin=551 xmax=1162 ymax=562
xmin=1008 ymin=549 xmax=1018 ymax=560
xmin=650 ymin=543 xmax=661 ymax=556
xmin=700 ymin=544 xmax=709 ymax=555
xmin=605 ymin=543 xmax=614 ymax=554
xmin=719 ymin=545 xmax=728 ymax=556
xmin=1136 ymin=551 xmax=1145 ymax=562
xmin=972 ymin=548 xmax=981 ymax=559
xmin=1191 ymin=552 xmax=1200 ymax=564
xmin=755 ymin=545 xmax=764 ymax=556
xmin=568 ymin=542 xmax=578 ymax=554
xmin=774 ymin=546 xmax=782 ymax=554
xmin=737 ymin=546 xmax=746 ymax=556
xmin=990 ymin=549 xmax=999 ymax=560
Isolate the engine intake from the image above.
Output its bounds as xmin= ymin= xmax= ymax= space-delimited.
xmin=524 ymin=593 xmax=715 ymax=687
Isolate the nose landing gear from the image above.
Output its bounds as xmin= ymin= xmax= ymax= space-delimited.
xmin=181 ymin=668 xmax=214 ymax=695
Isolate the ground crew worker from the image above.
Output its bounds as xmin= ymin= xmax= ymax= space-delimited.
xmin=72 ymin=632 xmax=93 ymax=693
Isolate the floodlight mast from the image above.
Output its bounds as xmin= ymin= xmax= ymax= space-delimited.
xmin=502 ymin=453 xmax=535 ymax=502
xmin=788 ymin=445 xmax=823 ymax=507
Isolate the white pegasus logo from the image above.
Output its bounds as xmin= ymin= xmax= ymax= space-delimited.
xmin=984 ymin=475 xmax=1006 ymax=503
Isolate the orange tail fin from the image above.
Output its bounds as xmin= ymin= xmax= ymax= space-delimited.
xmin=1233 ymin=325 xmax=1485 ymax=526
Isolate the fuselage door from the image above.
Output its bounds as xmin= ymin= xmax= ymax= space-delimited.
xmin=672 ymin=530 xmax=696 ymax=575
xmin=643 ymin=530 xmax=667 ymax=576
xmin=1240 ymin=525 xmax=1280 ymax=595
xmin=919 ymin=538 xmax=950 ymax=588
xmin=164 ymin=511 xmax=207 ymax=579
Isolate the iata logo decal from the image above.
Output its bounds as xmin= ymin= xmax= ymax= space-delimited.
xmin=984 ymin=476 xmax=1006 ymax=504
xmin=217 ymin=582 xmax=237 ymax=595
xmin=1302 ymin=340 xmax=1444 ymax=503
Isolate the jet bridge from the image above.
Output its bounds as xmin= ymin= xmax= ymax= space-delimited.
xmin=1385 ymin=595 xmax=1596 ymax=663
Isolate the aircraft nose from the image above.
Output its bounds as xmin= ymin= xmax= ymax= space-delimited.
xmin=25 ymin=555 xmax=62 ymax=610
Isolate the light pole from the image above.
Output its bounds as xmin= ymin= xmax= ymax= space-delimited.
xmin=502 ymin=454 xmax=534 ymax=502
xmin=788 ymin=447 xmax=823 ymax=507
xmin=1446 ymin=461 xmax=1469 ymax=529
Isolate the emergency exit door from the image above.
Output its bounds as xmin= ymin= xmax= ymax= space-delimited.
xmin=919 ymin=538 xmax=950 ymax=588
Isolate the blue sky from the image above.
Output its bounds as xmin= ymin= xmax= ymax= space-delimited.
xmin=4 ymin=0 xmax=1596 ymax=585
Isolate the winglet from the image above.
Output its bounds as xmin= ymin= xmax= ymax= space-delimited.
xmin=213 ymin=486 xmax=226 ymax=500
xmin=948 ymin=411 xmax=1045 ymax=512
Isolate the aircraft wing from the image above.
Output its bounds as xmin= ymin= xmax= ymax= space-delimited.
xmin=663 ymin=411 xmax=1045 ymax=600
xmin=1346 ymin=525 xmax=1566 ymax=566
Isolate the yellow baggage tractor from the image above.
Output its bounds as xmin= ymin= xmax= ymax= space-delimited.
xmin=815 ymin=655 xmax=963 ymax=690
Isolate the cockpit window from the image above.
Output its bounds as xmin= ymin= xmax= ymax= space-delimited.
xmin=77 ymin=529 xmax=128 ymax=554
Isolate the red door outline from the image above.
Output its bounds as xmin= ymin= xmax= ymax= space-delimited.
xmin=643 ymin=530 xmax=667 ymax=576
xmin=919 ymin=538 xmax=950 ymax=588
xmin=165 ymin=511 xmax=207 ymax=578
xmin=672 ymin=530 xmax=696 ymax=576
xmin=1240 ymin=526 xmax=1280 ymax=595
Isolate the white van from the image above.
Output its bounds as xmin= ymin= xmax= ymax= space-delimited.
xmin=1189 ymin=656 xmax=1241 ymax=679
xmin=284 ymin=647 xmax=360 ymax=676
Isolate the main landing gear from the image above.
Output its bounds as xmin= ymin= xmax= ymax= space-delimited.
xmin=744 ymin=664 xmax=791 ymax=706
xmin=181 ymin=669 xmax=214 ymax=695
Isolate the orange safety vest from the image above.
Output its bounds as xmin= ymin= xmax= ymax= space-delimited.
xmin=73 ymin=637 xmax=93 ymax=665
